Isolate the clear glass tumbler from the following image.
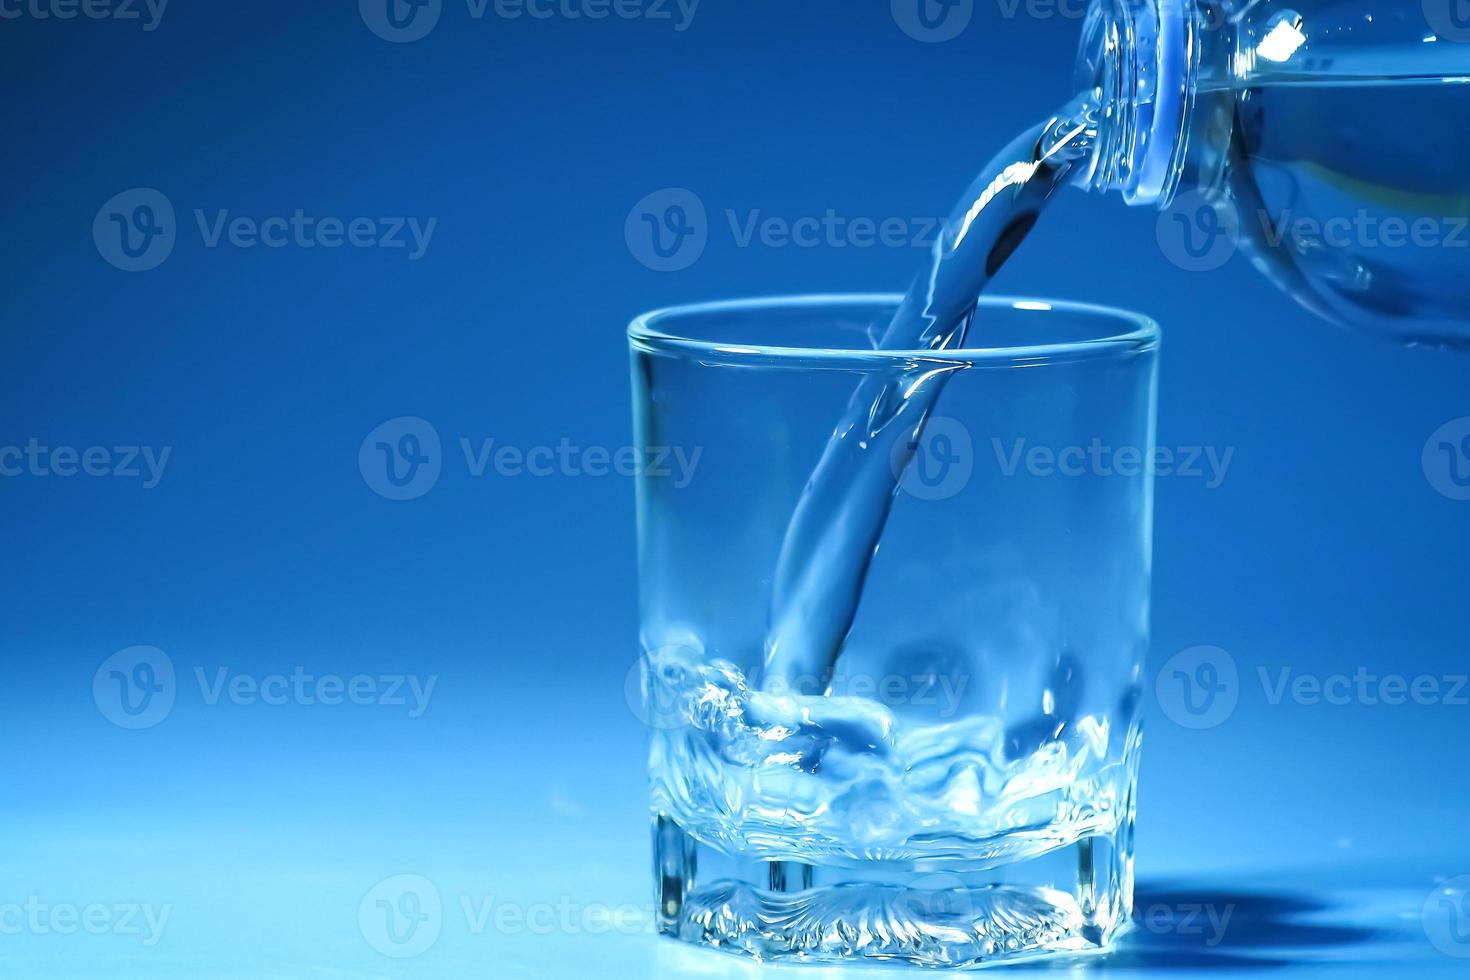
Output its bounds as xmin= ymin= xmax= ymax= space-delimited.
xmin=628 ymin=295 xmax=1159 ymax=968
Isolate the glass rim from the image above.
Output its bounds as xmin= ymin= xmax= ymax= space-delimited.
xmin=628 ymin=293 xmax=1160 ymax=368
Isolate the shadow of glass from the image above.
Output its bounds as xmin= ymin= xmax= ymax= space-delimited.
xmin=1090 ymin=880 xmax=1393 ymax=971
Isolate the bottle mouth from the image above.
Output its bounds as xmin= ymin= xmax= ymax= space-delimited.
xmin=1074 ymin=0 xmax=1190 ymax=206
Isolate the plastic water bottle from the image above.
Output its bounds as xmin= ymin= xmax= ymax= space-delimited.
xmin=1076 ymin=0 xmax=1470 ymax=347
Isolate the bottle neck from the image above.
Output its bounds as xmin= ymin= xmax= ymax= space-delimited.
xmin=1075 ymin=0 xmax=1236 ymax=207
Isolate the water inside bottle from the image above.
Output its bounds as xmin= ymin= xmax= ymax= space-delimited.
xmin=1229 ymin=79 xmax=1470 ymax=344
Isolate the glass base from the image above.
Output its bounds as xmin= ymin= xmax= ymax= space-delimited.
xmin=654 ymin=815 xmax=1134 ymax=969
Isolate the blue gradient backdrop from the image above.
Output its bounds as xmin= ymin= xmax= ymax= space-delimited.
xmin=3 ymin=1 xmax=1468 ymax=977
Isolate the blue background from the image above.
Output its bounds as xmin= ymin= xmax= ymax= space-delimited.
xmin=2 ymin=1 xmax=1468 ymax=976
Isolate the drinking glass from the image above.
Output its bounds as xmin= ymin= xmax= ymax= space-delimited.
xmin=628 ymin=295 xmax=1159 ymax=967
